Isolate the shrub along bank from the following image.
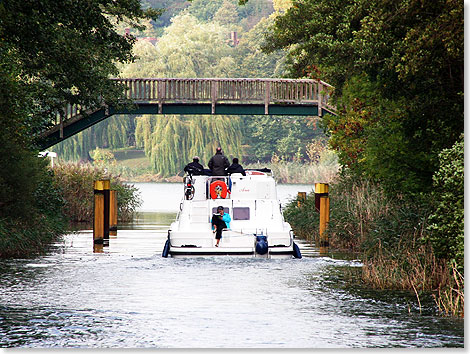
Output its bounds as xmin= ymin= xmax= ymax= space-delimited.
xmin=284 ymin=137 xmax=464 ymax=317
xmin=0 ymin=158 xmax=67 ymax=258
xmin=0 ymin=161 xmax=142 ymax=259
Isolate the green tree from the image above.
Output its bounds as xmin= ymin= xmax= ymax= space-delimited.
xmin=264 ymin=0 xmax=463 ymax=195
xmin=233 ymin=15 xmax=286 ymax=78
xmin=214 ymin=0 xmax=240 ymax=27
xmin=52 ymin=115 xmax=135 ymax=161
xmin=188 ymin=0 xmax=225 ymax=22
xmin=120 ymin=13 xmax=236 ymax=78
xmin=427 ymin=135 xmax=464 ymax=273
xmin=244 ymin=116 xmax=322 ymax=163
xmin=0 ymin=0 xmax=159 ymax=256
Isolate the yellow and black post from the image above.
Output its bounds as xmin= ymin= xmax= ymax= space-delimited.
xmin=109 ymin=190 xmax=118 ymax=237
xmin=93 ymin=180 xmax=110 ymax=246
xmin=315 ymin=183 xmax=329 ymax=247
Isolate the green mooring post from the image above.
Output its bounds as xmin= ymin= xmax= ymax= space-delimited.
xmin=93 ymin=180 xmax=110 ymax=246
xmin=315 ymin=183 xmax=330 ymax=247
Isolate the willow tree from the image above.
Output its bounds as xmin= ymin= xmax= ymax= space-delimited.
xmin=124 ymin=12 xmax=244 ymax=176
xmin=135 ymin=115 xmax=243 ymax=176
xmin=52 ymin=115 xmax=135 ymax=161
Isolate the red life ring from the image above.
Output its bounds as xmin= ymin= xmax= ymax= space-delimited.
xmin=210 ymin=180 xmax=228 ymax=199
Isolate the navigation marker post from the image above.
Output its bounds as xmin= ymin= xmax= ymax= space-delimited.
xmin=109 ymin=190 xmax=118 ymax=237
xmin=314 ymin=183 xmax=329 ymax=248
xmin=93 ymin=180 xmax=110 ymax=247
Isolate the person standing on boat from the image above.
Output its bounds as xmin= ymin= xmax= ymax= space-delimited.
xmin=184 ymin=156 xmax=204 ymax=175
xmin=226 ymin=157 xmax=246 ymax=176
xmin=208 ymin=147 xmax=230 ymax=176
xmin=212 ymin=206 xmax=231 ymax=247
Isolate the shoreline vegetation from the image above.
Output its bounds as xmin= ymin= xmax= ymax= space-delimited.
xmin=0 ymin=162 xmax=142 ymax=259
xmin=284 ymin=171 xmax=464 ymax=318
xmin=52 ymin=163 xmax=142 ymax=224
xmin=70 ymin=146 xmax=341 ymax=185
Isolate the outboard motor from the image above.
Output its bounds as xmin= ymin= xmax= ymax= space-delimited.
xmin=255 ymin=235 xmax=268 ymax=256
xmin=293 ymin=242 xmax=302 ymax=259
xmin=162 ymin=233 xmax=170 ymax=258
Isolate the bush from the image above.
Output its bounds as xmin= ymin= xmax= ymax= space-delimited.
xmin=52 ymin=162 xmax=142 ymax=222
xmin=283 ymin=193 xmax=319 ymax=240
xmin=0 ymin=155 xmax=67 ymax=258
xmin=426 ymin=135 xmax=464 ymax=274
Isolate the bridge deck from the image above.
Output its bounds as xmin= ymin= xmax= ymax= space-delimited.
xmin=38 ymin=78 xmax=336 ymax=149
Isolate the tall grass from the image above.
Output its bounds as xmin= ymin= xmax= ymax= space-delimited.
xmin=433 ymin=262 xmax=464 ymax=317
xmin=283 ymin=176 xmax=464 ymax=317
xmin=52 ymin=162 xmax=142 ymax=223
xmin=0 ymin=215 xmax=66 ymax=258
xmin=245 ymin=160 xmax=339 ymax=184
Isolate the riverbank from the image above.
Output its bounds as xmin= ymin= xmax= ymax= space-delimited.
xmin=283 ymin=177 xmax=464 ymax=317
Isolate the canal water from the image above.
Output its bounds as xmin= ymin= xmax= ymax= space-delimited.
xmin=0 ymin=183 xmax=464 ymax=348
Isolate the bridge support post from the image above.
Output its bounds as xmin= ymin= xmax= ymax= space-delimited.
xmin=211 ymin=81 xmax=218 ymax=114
xmin=265 ymin=81 xmax=271 ymax=114
xmin=109 ymin=190 xmax=118 ymax=237
xmin=318 ymin=82 xmax=323 ymax=116
xmin=93 ymin=180 xmax=110 ymax=245
xmin=315 ymin=183 xmax=329 ymax=248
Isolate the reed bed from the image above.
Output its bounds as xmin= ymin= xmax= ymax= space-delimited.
xmin=52 ymin=162 xmax=142 ymax=223
xmin=245 ymin=160 xmax=340 ymax=184
xmin=433 ymin=263 xmax=464 ymax=317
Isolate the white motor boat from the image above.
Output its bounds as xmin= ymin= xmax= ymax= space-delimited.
xmin=162 ymin=169 xmax=302 ymax=258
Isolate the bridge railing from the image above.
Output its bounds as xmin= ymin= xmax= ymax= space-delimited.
xmin=112 ymin=78 xmax=335 ymax=114
xmin=50 ymin=78 xmax=335 ymax=137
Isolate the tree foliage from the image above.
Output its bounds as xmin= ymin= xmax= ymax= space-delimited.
xmin=135 ymin=115 xmax=243 ymax=176
xmin=233 ymin=15 xmax=286 ymax=78
xmin=53 ymin=115 xmax=135 ymax=161
xmin=244 ymin=116 xmax=322 ymax=163
xmin=0 ymin=0 xmax=156 ymax=256
xmin=264 ymin=0 xmax=463 ymax=195
xmin=426 ymin=135 xmax=464 ymax=273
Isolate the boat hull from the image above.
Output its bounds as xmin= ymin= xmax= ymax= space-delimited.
xmin=168 ymin=245 xmax=295 ymax=258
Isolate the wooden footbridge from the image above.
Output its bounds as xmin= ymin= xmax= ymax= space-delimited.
xmin=38 ymin=78 xmax=336 ymax=149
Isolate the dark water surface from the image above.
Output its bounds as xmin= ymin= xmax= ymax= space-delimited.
xmin=0 ymin=183 xmax=464 ymax=348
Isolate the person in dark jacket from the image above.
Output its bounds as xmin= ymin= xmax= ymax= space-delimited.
xmin=211 ymin=206 xmax=231 ymax=247
xmin=226 ymin=158 xmax=246 ymax=176
xmin=184 ymin=156 xmax=204 ymax=175
xmin=208 ymin=147 xmax=230 ymax=176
